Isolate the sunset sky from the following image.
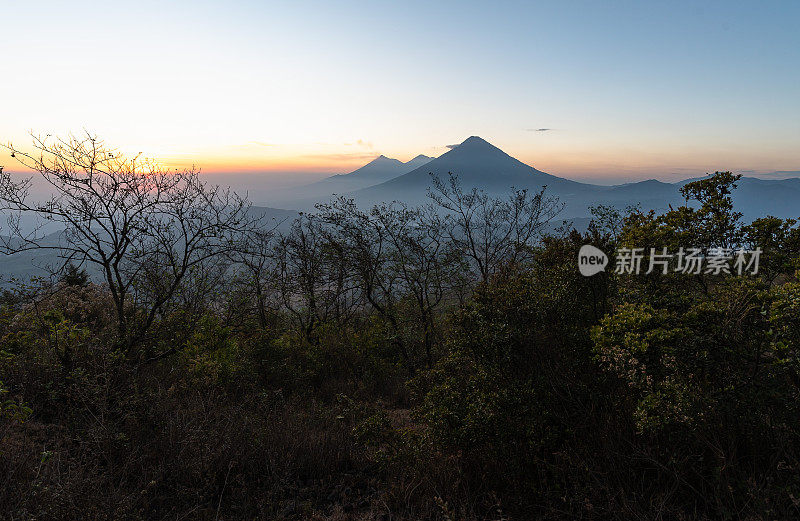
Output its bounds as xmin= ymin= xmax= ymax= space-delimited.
xmin=2 ymin=0 xmax=799 ymax=184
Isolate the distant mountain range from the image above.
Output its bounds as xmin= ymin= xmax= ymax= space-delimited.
xmin=328 ymin=136 xmax=800 ymax=222
xmin=263 ymin=136 xmax=800 ymax=221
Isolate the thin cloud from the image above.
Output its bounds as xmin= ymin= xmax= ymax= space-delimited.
xmin=446 ymin=144 xmax=460 ymax=149
xmin=527 ymin=128 xmax=553 ymax=132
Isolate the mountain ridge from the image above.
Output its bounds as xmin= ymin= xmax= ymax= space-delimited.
xmin=269 ymin=153 xmax=434 ymax=206
xmin=340 ymin=136 xmax=800 ymax=221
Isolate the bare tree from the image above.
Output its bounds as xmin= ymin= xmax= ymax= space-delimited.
xmin=226 ymin=217 xmax=283 ymax=330
xmin=317 ymin=198 xmax=411 ymax=363
xmin=428 ymin=173 xmax=563 ymax=283
xmin=272 ymin=213 xmax=361 ymax=344
xmin=378 ymin=203 xmax=459 ymax=368
xmin=318 ymin=197 xmax=462 ymax=370
xmin=0 ymin=133 xmax=255 ymax=355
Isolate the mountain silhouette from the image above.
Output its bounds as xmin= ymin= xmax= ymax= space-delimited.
xmin=368 ymin=136 xmax=587 ymax=191
xmin=345 ymin=136 xmax=800 ymax=220
xmin=335 ymin=155 xmax=403 ymax=183
xmin=320 ymin=153 xmax=434 ymax=187
xmin=352 ymin=136 xmax=593 ymax=208
xmin=251 ymin=136 xmax=799 ymax=223
xmin=272 ymin=153 xmax=433 ymax=207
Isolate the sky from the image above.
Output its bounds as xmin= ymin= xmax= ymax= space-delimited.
xmin=1 ymin=0 xmax=799 ymax=184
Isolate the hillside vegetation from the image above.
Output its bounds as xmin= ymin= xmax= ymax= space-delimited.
xmin=1 ymin=137 xmax=800 ymax=520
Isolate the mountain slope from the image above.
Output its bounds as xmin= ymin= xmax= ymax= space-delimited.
xmin=403 ymin=154 xmax=435 ymax=171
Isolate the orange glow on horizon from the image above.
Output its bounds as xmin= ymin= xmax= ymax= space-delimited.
xmin=4 ymin=136 xmax=799 ymax=186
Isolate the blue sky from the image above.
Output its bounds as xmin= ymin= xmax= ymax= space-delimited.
xmin=2 ymin=0 xmax=799 ymax=183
